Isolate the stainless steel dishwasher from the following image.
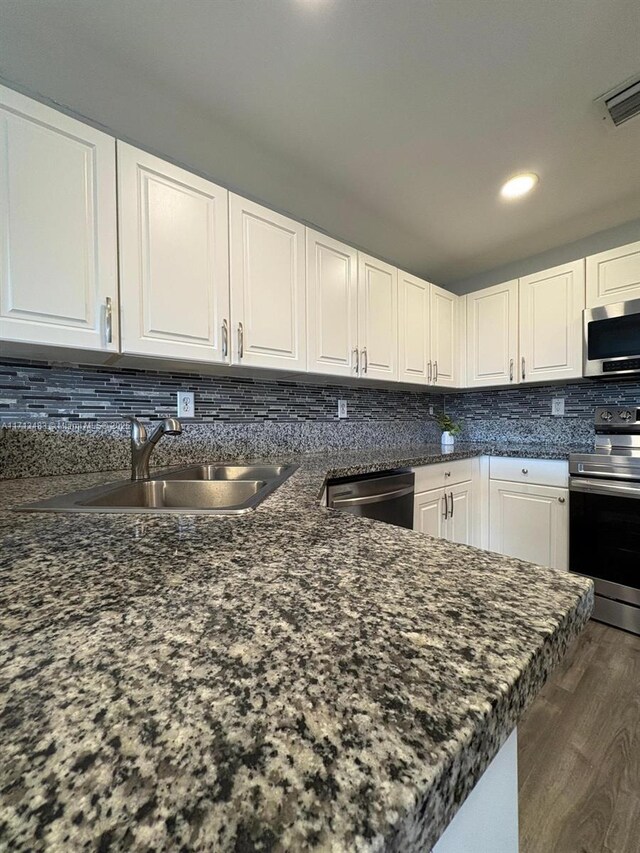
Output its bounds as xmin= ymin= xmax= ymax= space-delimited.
xmin=326 ymin=470 xmax=415 ymax=529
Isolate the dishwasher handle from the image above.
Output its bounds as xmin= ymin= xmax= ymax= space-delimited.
xmin=330 ymin=485 xmax=414 ymax=508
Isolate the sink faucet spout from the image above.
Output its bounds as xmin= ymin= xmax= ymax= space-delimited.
xmin=125 ymin=416 xmax=183 ymax=480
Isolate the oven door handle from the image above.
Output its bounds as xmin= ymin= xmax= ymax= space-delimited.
xmin=570 ymin=477 xmax=640 ymax=499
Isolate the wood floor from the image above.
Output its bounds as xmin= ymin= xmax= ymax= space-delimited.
xmin=518 ymin=620 xmax=640 ymax=853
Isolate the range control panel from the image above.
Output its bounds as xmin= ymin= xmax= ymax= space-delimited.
xmin=594 ymin=405 xmax=640 ymax=432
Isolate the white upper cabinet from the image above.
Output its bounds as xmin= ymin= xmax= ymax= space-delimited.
xmin=519 ymin=260 xmax=585 ymax=383
xmin=306 ymin=229 xmax=358 ymax=377
xmin=117 ymin=143 xmax=230 ymax=363
xmin=357 ymin=253 xmax=398 ymax=381
xmin=398 ymin=271 xmax=431 ymax=384
xmin=0 ymin=85 xmax=118 ymax=352
xmin=586 ymin=240 xmax=640 ymax=308
xmin=466 ymin=280 xmax=518 ymax=387
xmin=229 ymin=194 xmax=306 ymax=371
xmin=430 ymin=284 xmax=458 ymax=387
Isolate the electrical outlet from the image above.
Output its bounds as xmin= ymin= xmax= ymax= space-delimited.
xmin=551 ymin=397 xmax=565 ymax=416
xmin=337 ymin=400 xmax=348 ymax=419
xmin=177 ymin=391 xmax=195 ymax=418
xmin=429 ymin=405 xmax=434 ymax=415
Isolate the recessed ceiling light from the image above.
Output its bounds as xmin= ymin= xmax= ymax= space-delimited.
xmin=500 ymin=172 xmax=539 ymax=200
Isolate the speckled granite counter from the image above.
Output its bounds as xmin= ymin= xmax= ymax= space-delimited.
xmin=0 ymin=443 xmax=593 ymax=851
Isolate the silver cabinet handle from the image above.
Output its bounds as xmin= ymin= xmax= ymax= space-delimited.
xmin=105 ymin=297 xmax=113 ymax=344
xmin=509 ymin=358 xmax=514 ymax=382
xmin=443 ymin=494 xmax=449 ymax=520
xmin=558 ymin=497 xmax=566 ymax=503
xmin=361 ymin=347 xmax=368 ymax=373
xmin=522 ymin=468 xmax=528 ymax=474
xmin=449 ymin=491 xmax=454 ymax=517
xmin=353 ymin=347 xmax=359 ymax=374
xmin=445 ymin=471 xmax=451 ymax=478
xmin=238 ymin=322 xmax=244 ymax=359
xmin=522 ymin=356 xmax=526 ymax=381
xmin=428 ymin=361 xmax=432 ymax=384
xmin=222 ymin=319 xmax=229 ymax=358
xmin=434 ymin=361 xmax=438 ymax=383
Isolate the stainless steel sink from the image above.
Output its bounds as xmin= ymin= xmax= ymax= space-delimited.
xmin=16 ymin=463 xmax=297 ymax=515
xmin=159 ymin=464 xmax=288 ymax=482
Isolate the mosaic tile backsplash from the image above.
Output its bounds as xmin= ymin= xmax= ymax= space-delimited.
xmin=2 ymin=356 xmax=640 ymax=478
xmin=0 ymin=358 xmax=440 ymax=423
xmin=446 ymin=378 xmax=640 ymax=444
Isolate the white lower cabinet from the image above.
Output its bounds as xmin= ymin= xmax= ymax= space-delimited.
xmin=489 ymin=480 xmax=568 ymax=570
xmin=414 ymin=456 xmax=568 ymax=567
xmin=414 ymin=488 xmax=447 ymax=538
xmin=414 ymin=481 xmax=475 ymax=545
xmin=413 ymin=458 xmax=479 ymax=546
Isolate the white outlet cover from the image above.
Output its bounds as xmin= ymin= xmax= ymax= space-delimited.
xmin=337 ymin=400 xmax=348 ymax=419
xmin=177 ymin=391 xmax=195 ymax=418
xmin=551 ymin=397 xmax=565 ymax=416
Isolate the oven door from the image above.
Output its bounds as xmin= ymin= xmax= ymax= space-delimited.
xmin=570 ymin=476 xmax=640 ymax=606
xmin=584 ymin=299 xmax=640 ymax=377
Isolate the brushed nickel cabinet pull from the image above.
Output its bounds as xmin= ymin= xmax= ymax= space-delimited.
xmin=434 ymin=361 xmax=438 ymax=383
xmin=362 ymin=347 xmax=368 ymax=373
xmin=509 ymin=358 xmax=514 ymax=382
xmin=522 ymin=356 xmax=526 ymax=381
xmin=105 ymin=297 xmax=113 ymax=344
xmin=238 ymin=322 xmax=244 ymax=359
xmin=222 ymin=319 xmax=229 ymax=358
xmin=443 ymin=493 xmax=449 ymax=520
xmin=353 ymin=347 xmax=359 ymax=374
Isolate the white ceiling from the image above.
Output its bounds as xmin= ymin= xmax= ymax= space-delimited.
xmin=1 ymin=0 xmax=639 ymax=284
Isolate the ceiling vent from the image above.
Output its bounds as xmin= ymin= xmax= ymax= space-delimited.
xmin=596 ymin=74 xmax=640 ymax=128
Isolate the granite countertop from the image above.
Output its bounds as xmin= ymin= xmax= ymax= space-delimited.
xmin=0 ymin=442 xmax=593 ymax=852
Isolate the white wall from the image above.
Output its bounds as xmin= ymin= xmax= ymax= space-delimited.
xmin=448 ymin=218 xmax=640 ymax=295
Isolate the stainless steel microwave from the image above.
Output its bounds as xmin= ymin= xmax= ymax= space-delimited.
xmin=584 ymin=297 xmax=640 ymax=378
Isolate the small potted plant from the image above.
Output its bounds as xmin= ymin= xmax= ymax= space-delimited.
xmin=434 ymin=412 xmax=462 ymax=448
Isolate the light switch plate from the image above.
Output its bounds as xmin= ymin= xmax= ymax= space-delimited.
xmin=177 ymin=391 xmax=195 ymax=418
xmin=551 ymin=397 xmax=565 ymax=416
xmin=337 ymin=400 xmax=348 ymax=419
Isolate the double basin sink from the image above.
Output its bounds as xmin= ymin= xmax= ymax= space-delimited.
xmin=18 ymin=463 xmax=297 ymax=515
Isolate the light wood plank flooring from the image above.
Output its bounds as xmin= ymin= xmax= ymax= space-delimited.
xmin=519 ymin=620 xmax=640 ymax=853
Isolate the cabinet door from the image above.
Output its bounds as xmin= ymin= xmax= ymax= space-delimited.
xmin=229 ymin=194 xmax=306 ymax=370
xmin=398 ymin=271 xmax=431 ymax=384
xmin=466 ymin=280 xmax=518 ymax=387
xmin=446 ymin=481 xmax=475 ymax=546
xmin=414 ymin=488 xmax=446 ymax=537
xmin=306 ymin=229 xmax=358 ymax=377
xmin=586 ymin=241 xmax=640 ymax=308
xmin=118 ymin=143 xmax=230 ymax=363
xmin=489 ymin=480 xmax=568 ymax=570
xmin=430 ymin=284 xmax=458 ymax=387
xmin=519 ymin=260 xmax=585 ymax=383
xmin=0 ymin=85 xmax=117 ymax=351
xmin=357 ymin=253 xmax=398 ymax=381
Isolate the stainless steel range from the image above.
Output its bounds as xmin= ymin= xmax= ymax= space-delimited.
xmin=569 ymin=406 xmax=640 ymax=635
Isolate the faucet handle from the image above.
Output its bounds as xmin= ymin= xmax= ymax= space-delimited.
xmin=124 ymin=415 xmax=147 ymax=443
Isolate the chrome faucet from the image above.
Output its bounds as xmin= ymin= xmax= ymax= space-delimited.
xmin=125 ymin=416 xmax=182 ymax=480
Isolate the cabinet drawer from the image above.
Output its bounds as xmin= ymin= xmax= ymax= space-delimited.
xmin=414 ymin=457 xmax=475 ymax=492
xmin=489 ymin=457 xmax=568 ymax=487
